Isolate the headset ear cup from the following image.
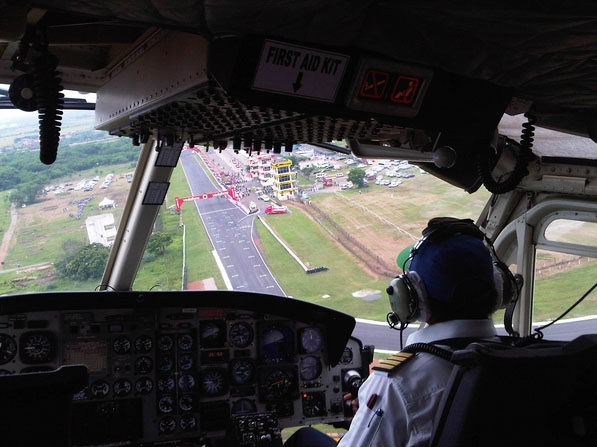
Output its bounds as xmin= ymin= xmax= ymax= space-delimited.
xmin=493 ymin=262 xmax=515 ymax=309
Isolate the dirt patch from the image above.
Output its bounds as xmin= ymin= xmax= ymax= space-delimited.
xmin=352 ymin=289 xmax=382 ymax=301
xmin=290 ymin=202 xmax=384 ymax=280
xmin=187 ymin=278 xmax=216 ymax=290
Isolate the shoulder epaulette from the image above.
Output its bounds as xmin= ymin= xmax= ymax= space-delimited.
xmin=373 ymin=351 xmax=415 ymax=373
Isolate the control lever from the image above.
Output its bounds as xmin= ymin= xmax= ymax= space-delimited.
xmin=342 ymin=369 xmax=365 ymax=417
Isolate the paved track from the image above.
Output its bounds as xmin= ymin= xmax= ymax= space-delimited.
xmin=353 ymin=316 xmax=597 ymax=352
xmin=180 ymin=150 xmax=285 ymax=296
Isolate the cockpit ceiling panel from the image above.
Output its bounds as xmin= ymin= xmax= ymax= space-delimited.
xmin=31 ymin=0 xmax=597 ymax=114
xmin=105 ymin=84 xmax=429 ymax=148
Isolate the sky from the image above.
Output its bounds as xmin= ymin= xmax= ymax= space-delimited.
xmin=0 ymin=84 xmax=96 ymax=120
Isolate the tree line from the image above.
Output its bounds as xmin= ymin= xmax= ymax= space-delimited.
xmin=1 ymin=138 xmax=139 ymax=205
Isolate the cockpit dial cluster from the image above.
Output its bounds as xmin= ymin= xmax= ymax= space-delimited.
xmin=0 ymin=303 xmax=365 ymax=446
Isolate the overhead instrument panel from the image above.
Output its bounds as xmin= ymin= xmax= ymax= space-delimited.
xmin=0 ymin=291 xmax=370 ymax=447
xmin=95 ymin=32 xmax=510 ymax=156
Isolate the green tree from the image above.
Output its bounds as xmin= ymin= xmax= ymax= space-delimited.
xmin=348 ymin=167 xmax=366 ymax=187
xmin=301 ymin=166 xmax=315 ymax=178
xmin=146 ymin=232 xmax=173 ymax=256
xmin=57 ymin=243 xmax=110 ymax=280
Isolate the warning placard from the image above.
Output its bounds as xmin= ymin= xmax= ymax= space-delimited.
xmin=359 ymin=70 xmax=390 ymax=99
xmin=390 ymin=75 xmax=420 ymax=104
xmin=252 ymin=40 xmax=349 ymax=102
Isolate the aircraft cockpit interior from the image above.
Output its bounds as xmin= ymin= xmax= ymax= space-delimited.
xmin=0 ymin=1 xmax=596 ymax=446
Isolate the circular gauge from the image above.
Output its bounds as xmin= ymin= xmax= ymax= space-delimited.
xmin=300 ymin=356 xmax=322 ymax=381
xmin=232 ymin=398 xmax=257 ymax=415
xmin=0 ymin=334 xmax=17 ymax=365
xmin=178 ymin=374 xmax=197 ymax=392
xmin=179 ymin=394 xmax=194 ymax=412
xmin=200 ymin=368 xmax=227 ymax=396
xmin=200 ymin=321 xmax=226 ymax=347
xmin=261 ymin=369 xmax=295 ymax=401
xmin=159 ymin=356 xmax=174 ymax=373
xmin=89 ymin=380 xmax=111 ymax=399
xmin=230 ymin=358 xmax=255 ymax=385
xmin=135 ymin=377 xmax=153 ymax=394
xmin=159 ymin=416 xmax=176 ymax=434
xmin=113 ymin=378 xmax=132 ymax=397
xmin=260 ymin=326 xmax=294 ymax=363
xmin=178 ymin=353 xmax=194 ymax=371
xmin=177 ymin=334 xmax=193 ymax=351
xmin=20 ymin=331 xmax=55 ymax=364
xmin=157 ymin=376 xmax=176 ymax=393
xmin=134 ymin=356 xmax=153 ymax=374
xmin=300 ymin=327 xmax=323 ymax=353
xmin=179 ymin=414 xmax=197 ymax=432
xmin=339 ymin=347 xmax=353 ymax=364
xmin=158 ymin=335 xmax=174 ymax=352
xmin=158 ymin=395 xmax=175 ymax=414
xmin=229 ymin=322 xmax=254 ymax=348
xmin=112 ymin=336 xmax=131 ymax=355
xmin=134 ymin=335 xmax=153 ymax=353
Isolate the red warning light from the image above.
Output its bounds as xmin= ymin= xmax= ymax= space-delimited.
xmin=390 ymin=76 xmax=420 ymax=105
xmin=359 ymin=70 xmax=390 ymax=99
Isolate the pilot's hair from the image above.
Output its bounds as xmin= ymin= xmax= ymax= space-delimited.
xmin=424 ymin=279 xmax=497 ymax=321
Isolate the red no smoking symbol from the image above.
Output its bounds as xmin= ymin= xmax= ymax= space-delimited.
xmin=359 ymin=70 xmax=390 ymax=99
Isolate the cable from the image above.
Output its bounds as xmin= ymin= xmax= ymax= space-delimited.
xmin=478 ymin=113 xmax=536 ymax=194
xmin=402 ymin=342 xmax=453 ymax=360
xmin=387 ymin=312 xmax=408 ymax=349
xmin=533 ymin=281 xmax=597 ymax=338
xmin=33 ymin=51 xmax=64 ymax=165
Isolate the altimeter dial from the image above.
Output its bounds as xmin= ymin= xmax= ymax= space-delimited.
xmin=20 ymin=331 xmax=55 ymax=364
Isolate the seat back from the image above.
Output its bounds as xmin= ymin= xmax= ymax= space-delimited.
xmin=431 ymin=335 xmax=597 ymax=447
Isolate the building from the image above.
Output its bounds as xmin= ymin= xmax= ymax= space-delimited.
xmin=85 ymin=214 xmax=117 ymax=246
xmin=249 ymin=154 xmax=275 ymax=186
xmin=271 ymin=160 xmax=297 ymax=200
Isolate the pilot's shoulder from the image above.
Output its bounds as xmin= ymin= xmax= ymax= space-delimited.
xmin=372 ymin=351 xmax=415 ymax=374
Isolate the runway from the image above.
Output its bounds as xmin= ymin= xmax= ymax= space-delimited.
xmin=180 ymin=150 xmax=285 ymax=296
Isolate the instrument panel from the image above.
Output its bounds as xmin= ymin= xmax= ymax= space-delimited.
xmin=0 ymin=291 xmax=369 ymax=446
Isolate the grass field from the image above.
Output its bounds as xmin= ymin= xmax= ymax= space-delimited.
xmin=4 ymin=162 xmax=134 ymax=269
xmin=533 ymin=260 xmax=597 ymax=321
xmin=310 ymin=172 xmax=490 ymax=269
xmin=134 ymin=164 xmax=225 ymax=290
xmin=0 ymin=162 xmax=136 ymax=294
xmin=0 ymin=191 xmax=12 ymax=236
xmin=256 ymin=210 xmax=391 ymax=320
xmin=257 ymin=192 xmax=597 ymax=324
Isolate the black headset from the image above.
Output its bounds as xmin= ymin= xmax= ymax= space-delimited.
xmin=386 ymin=217 xmax=519 ymax=327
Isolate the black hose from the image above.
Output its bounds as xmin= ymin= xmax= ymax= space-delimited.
xmin=478 ymin=113 xmax=536 ymax=194
xmin=33 ymin=52 xmax=64 ymax=165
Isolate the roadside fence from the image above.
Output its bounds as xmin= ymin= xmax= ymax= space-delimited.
xmin=292 ymin=199 xmax=396 ymax=277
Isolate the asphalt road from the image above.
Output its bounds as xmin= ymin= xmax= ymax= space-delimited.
xmin=353 ymin=316 xmax=597 ymax=352
xmin=180 ymin=150 xmax=285 ymax=296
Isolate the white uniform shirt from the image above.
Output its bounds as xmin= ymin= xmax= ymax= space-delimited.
xmin=337 ymin=319 xmax=497 ymax=447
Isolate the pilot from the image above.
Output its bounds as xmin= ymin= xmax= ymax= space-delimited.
xmin=285 ymin=217 xmax=500 ymax=447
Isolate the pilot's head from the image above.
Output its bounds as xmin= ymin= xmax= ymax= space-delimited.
xmin=408 ymin=219 xmax=498 ymax=324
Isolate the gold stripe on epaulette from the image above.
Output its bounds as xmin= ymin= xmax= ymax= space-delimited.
xmin=373 ymin=351 xmax=414 ymax=373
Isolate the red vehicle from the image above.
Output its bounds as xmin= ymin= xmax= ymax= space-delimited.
xmin=322 ymin=177 xmax=334 ymax=187
xmin=265 ymin=204 xmax=288 ymax=214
